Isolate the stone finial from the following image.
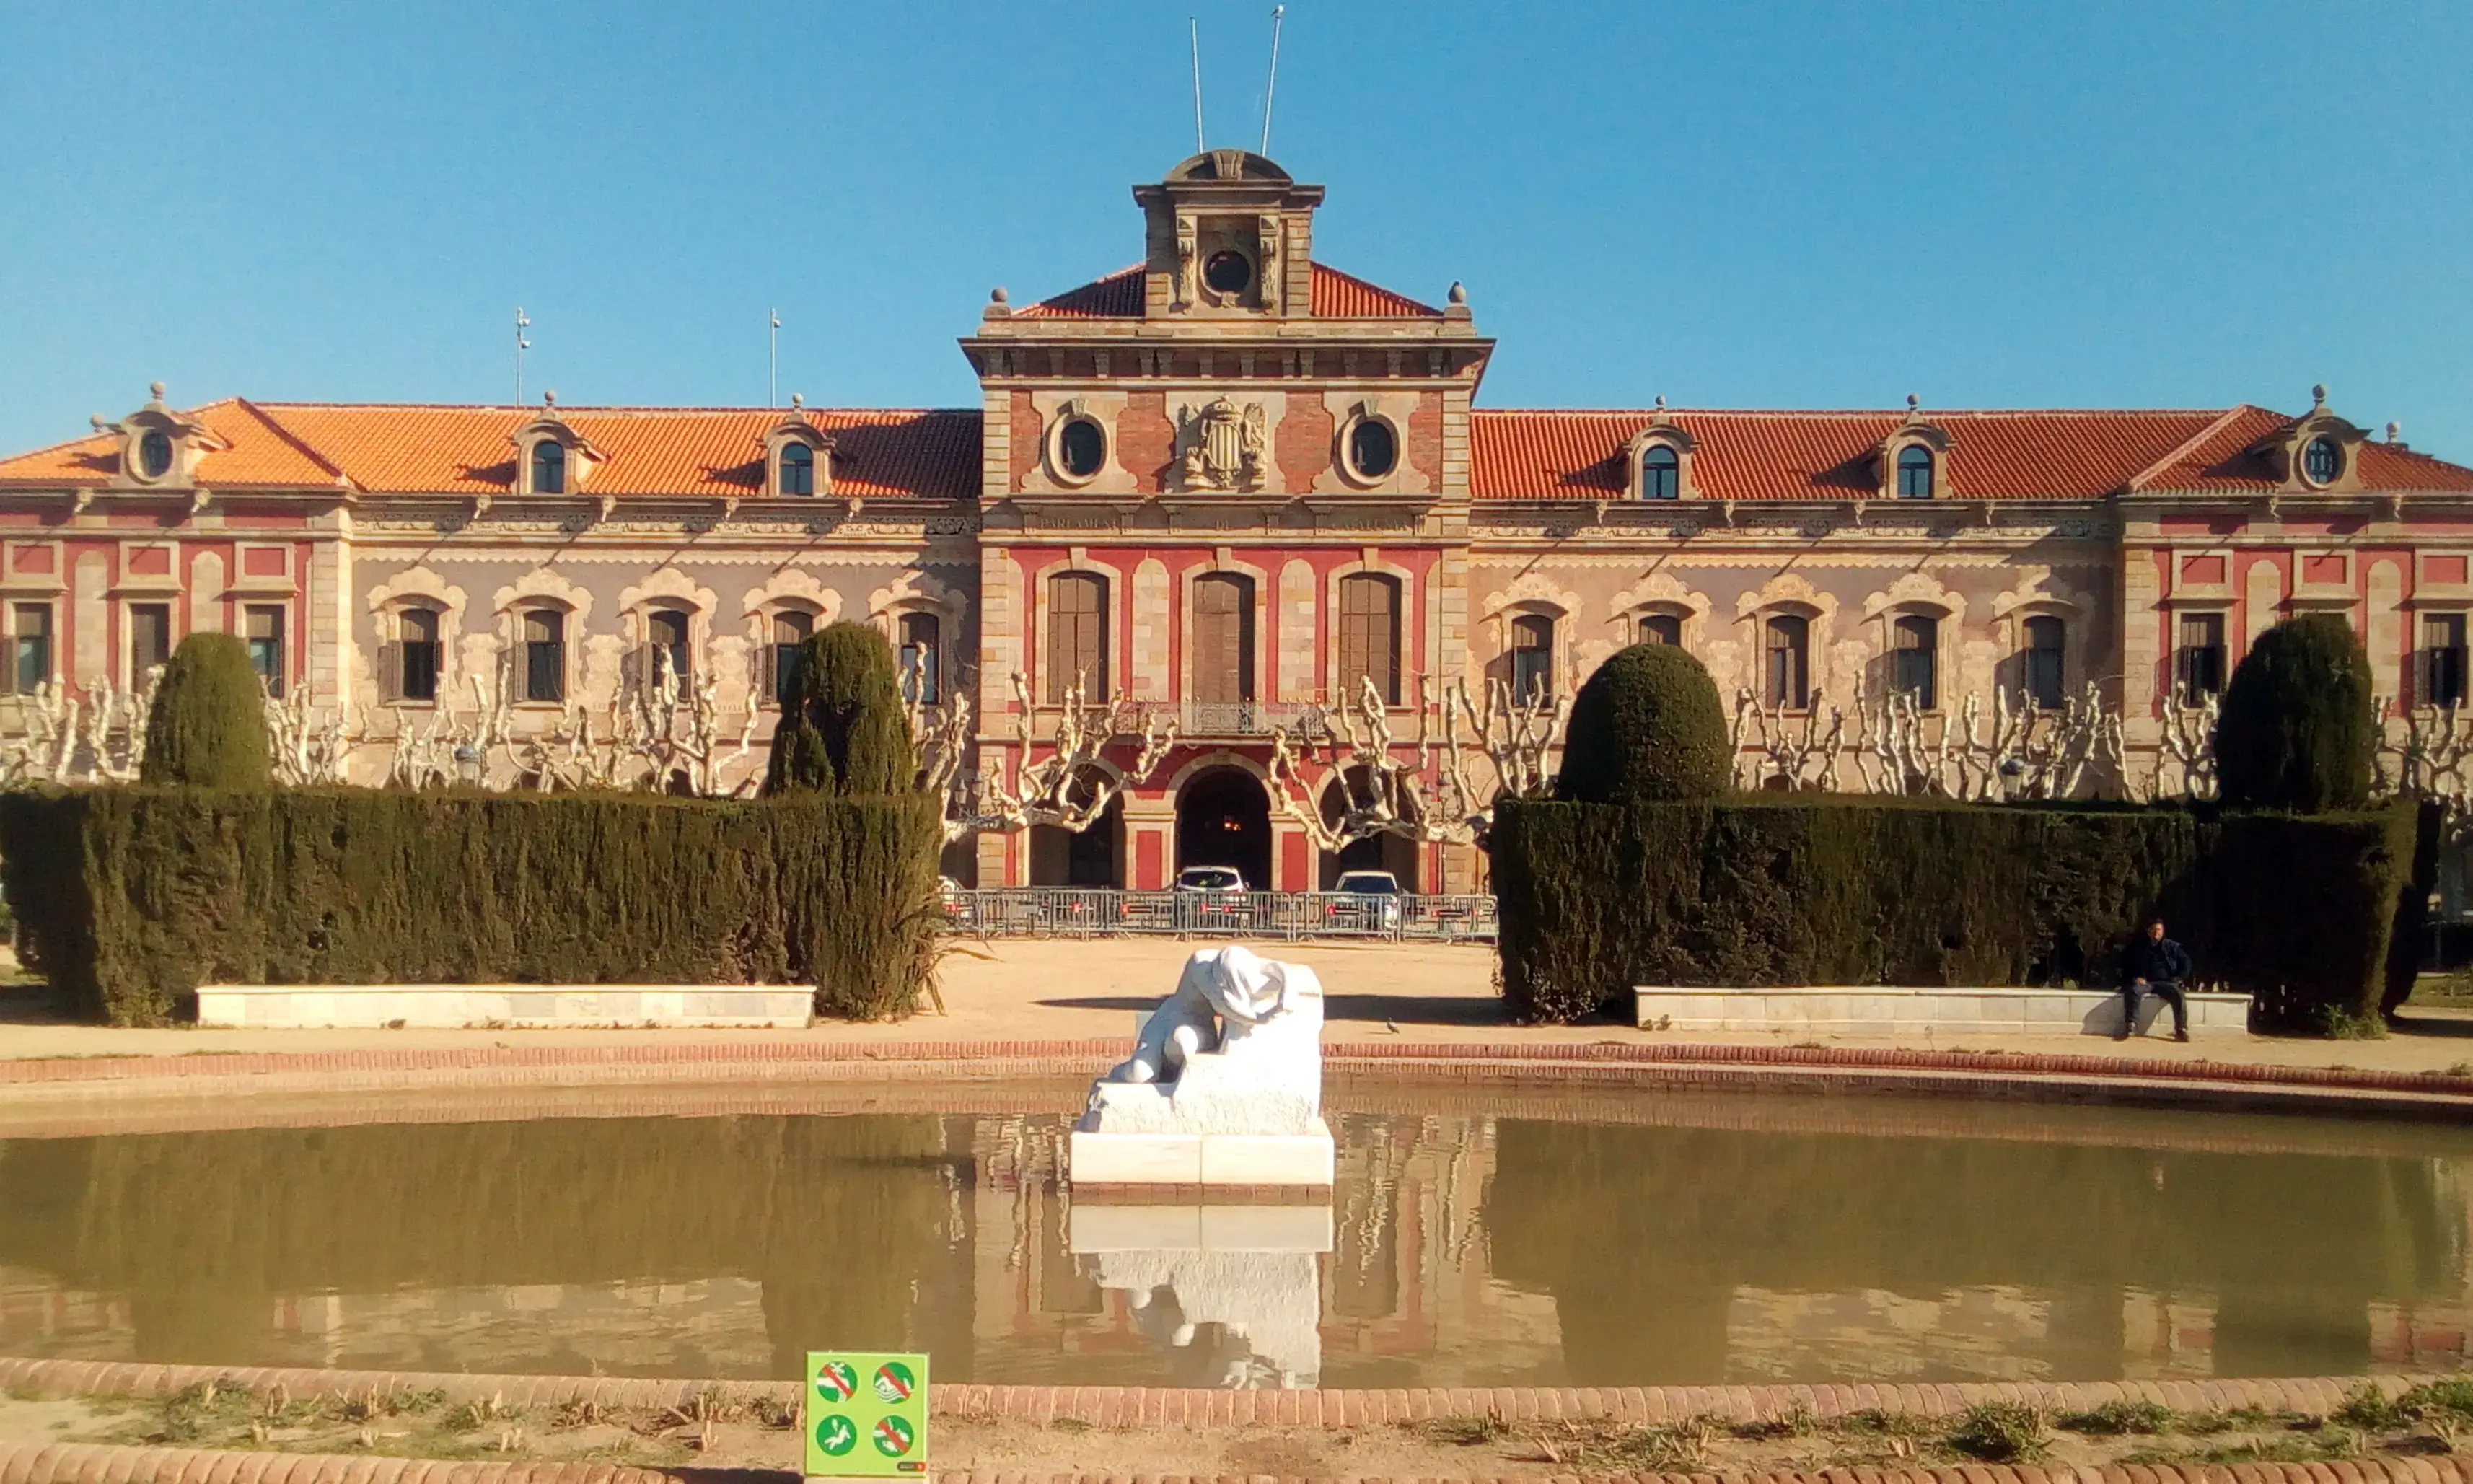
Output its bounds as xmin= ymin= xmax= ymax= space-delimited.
xmin=1654 ymin=395 xmax=1667 ymax=411
xmin=990 ymin=286 xmax=1009 ymax=305
xmin=89 ymin=413 xmax=107 ymax=430
xmin=149 ymin=381 xmax=165 ymax=402
xmin=543 ymin=390 xmax=557 ymax=406
xmin=2389 ymin=421 xmax=2402 ymax=443
xmin=791 ymin=392 xmax=804 ymax=410
xmin=2312 ymin=382 xmax=2329 ymax=408
xmin=1906 ymin=392 xmax=1921 ymax=412
xmin=1446 ymin=281 xmax=1467 ymax=306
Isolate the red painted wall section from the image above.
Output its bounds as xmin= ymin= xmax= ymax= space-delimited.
xmin=1274 ymin=396 xmax=1334 ymax=493
xmin=1119 ymin=393 xmax=1172 ymax=494
xmin=1279 ymin=830 xmax=1308 ymax=892
xmin=1136 ymin=828 xmax=1163 ymax=890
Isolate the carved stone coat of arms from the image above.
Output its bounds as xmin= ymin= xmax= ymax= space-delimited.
xmin=1177 ymin=396 xmax=1268 ymax=492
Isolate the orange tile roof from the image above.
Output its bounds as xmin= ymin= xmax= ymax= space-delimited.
xmin=0 ymin=403 xmax=983 ymax=499
xmin=1469 ymin=407 xmax=2473 ymax=500
xmin=1012 ymin=261 xmax=1439 ymax=320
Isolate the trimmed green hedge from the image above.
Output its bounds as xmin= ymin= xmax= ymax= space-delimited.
xmin=765 ymin=622 xmax=914 ymax=798
xmin=1556 ymin=643 xmax=1732 ymax=805
xmin=2217 ymin=613 xmax=2376 ymax=812
xmin=140 ymin=633 xmax=271 ymax=789
xmin=0 ymin=786 xmax=943 ymax=1025
xmin=1493 ymin=794 xmax=2428 ymax=1028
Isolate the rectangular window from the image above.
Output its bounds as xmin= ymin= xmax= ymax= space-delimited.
xmin=397 ymin=608 xmax=440 ymax=702
xmin=1891 ymin=615 xmax=1938 ymax=711
xmin=2424 ymin=613 xmax=2469 ymax=709
xmin=524 ymin=609 xmax=565 ymax=703
xmin=2176 ymin=611 xmax=2226 ymax=703
xmin=767 ymin=609 xmax=814 ymax=703
xmin=1638 ymin=613 xmax=1682 ymax=646
xmin=645 ymin=609 xmax=690 ymax=690
xmin=128 ymin=602 xmax=172 ymax=683
xmin=1336 ymin=574 xmax=1401 ymax=706
xmin=1765 ymin=615 xmax=1809 ymax=709
xmin=245 ymin=605 xmax=286 ymax=698
xmin=1190 ymin=574 xmax=1254 ymax=708
xmin=9 ymin=604 xmax=51 ymax=695
xmin=2024 ymin=615 xmax=2065 ymax=709
xmin=1509 ymin=614 xmax=1555 ymax=706
xmin=1047 ymin=573 xmax=1107 ymax=703
xmin=898 ymin=612 xmax=941 ymax=706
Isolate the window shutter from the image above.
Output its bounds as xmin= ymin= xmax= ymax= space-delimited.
xmin=379 ymin=641 xmax=403 ymax=701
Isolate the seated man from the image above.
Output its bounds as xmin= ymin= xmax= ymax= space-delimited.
xmin=2117 ymin=916 xmax=2194 ymax=1042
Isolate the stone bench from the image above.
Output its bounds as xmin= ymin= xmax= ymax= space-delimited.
xmin=1633 ymin=985 xmax=2250 ymax=1038
xmin=196 ymin=984 xmax=814 ymax=1029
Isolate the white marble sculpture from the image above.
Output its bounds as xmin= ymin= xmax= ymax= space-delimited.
xmin=1070 ymin=944 xmax=1333 ymax=1185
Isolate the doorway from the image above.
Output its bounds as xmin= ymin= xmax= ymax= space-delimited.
xmin=1174 ymin=767 xmax=1273 ymax=891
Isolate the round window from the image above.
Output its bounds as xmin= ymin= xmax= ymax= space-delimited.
xmin=1057 ymin=417 xmax=1106 ymax=479
xmin=136 ymin=430 xmax=173 ymax=480
xmin=1203 ymin=250 xmax=1253 ymax=294
xmin=1348 ymin=418 xmax=1398 ymax=480
xmin=2303 ymin=435 xmax=2343 ymax=486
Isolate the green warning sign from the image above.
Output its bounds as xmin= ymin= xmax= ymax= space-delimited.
xmin=804 ymin=1351 xmax=928 ymax=1478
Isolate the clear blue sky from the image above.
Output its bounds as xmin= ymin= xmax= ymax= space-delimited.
xmin=3 ymin=1 xmax=2469 ymax=460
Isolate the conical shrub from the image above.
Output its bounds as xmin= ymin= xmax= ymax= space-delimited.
xmin=1555 ymin=643 xmax=1732 ymax=805
xmin=140 ymin=632 xmax=271 ymax=788
xmin=763 ymin=621 xmax=915 ymax=797
xmin=2214 ymin=613 xmax=2375 ymax=812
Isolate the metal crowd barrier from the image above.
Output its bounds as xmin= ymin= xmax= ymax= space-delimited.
xmin=940 ymin=888 xmax=1498 ymax=943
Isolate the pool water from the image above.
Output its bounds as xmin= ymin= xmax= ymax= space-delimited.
xmin=1 ymin=1086 xmax=2467 ymax=1389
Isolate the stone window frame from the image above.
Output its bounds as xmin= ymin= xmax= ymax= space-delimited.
xmin=1876 ymin=417 xmax=1955 ymax=501
xmin=1 ymin=598 xmax=56 ymax=696
xmin=382 ymin=600 xmax=450 ymax=706
xmin=763 ymin=409 xmax=835 ymax=499
xmin=511 ymin=413 xmax=601 ymax=499
xmin=1630 ymin=602 xmax=1695 ymax=649
xmin=2258 ymin=389 xmax=2368 ymax=494
xmin=367 ymin=568 xmax=470 ymax=710
xmin=1324 ymin=555 xmax=1419 ymax=708
xmin=1622 ymin=421 xmax=1698 ymax=501
xmin=1334 ymin=400 xmax=1406 ymax=491
xmin=123 ymin=595 xmax=178 ymax=690
xmin=1751 ymin=603 xmax=1824 ymax=712
xmin=1036 ymin=554 xmax=1124 ymax=706
xmin=1881 ymin=605 xmax=1950 ymax=711
xmin=1044 ymin=400 xmax=1112 ymax=490
xmin=619 ymin=570 xmax=717 ymax=700
xmin=100 ymin=383 xmax=224 ymax=493
xmin=1993 ymin=596 xmax=2083 ymax=710
xmin=1180 ymin=554 xmax=1271 ymax=711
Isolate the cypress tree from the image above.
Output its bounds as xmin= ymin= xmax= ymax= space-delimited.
xmin=763 ymin=621 xmax=916 ymax=797
xmin=1554 ymin=642 xmax=1732 ymax=805
xmin=139 ymin=632 xmax=272 ymax=789
xmin=2214 ymin=613 xmax=2376 ymax=812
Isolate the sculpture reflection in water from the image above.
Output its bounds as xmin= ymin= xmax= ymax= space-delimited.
xmin=1069 ymin=1205 xmax=1330 ymax=1389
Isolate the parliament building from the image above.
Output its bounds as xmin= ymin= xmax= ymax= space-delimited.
xmin=4 ymin=150 xmax=2470 ymax=894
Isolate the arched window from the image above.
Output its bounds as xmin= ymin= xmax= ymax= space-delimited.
xmin=900 ymin=612 xmax=942 ymax=706
xmin=645 ymin=608 xmax=690 ymax=689
xmin=531 ymin=440 xmax=566 ymax=496
xmin=1047 ymin=571 xmax=1108 ymax=703
xmin=779 ymin=442 xmax=815 ymax=496
xmin=1765 ymin=615 xmax=1809 ymax=708
xmin=1639 ymin=613 xmax=1683 ymax=646
xmin=1509 ymin=614 xmax=1555 ymax=706
xmin=1892 ymin=615 xmax=1938 ymax=708
xmin=521 ymin=608 xmax=566 ymax=703
xmin=766 ymin=608 xmax=814 ymax=703
xmin=1896 ymin=444 xmax=1934 ymax=499
xmin=2303 ymin=436 xmax=2343 ymax=486
xmin=1641 ymin=444 xmax=1680 ymax=500
xmin=2024 ymin=615 xmax=2065 ymax=709
xmin=1336 ymin=574 xmax=1401 ymax=706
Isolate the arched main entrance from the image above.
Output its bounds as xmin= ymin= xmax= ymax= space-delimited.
xmin=1174 ymin=766 xmax=1273 ymax=890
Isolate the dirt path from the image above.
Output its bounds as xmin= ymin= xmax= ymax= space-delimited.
xmin=4 ymin=938 xmax=2472 ymax=1076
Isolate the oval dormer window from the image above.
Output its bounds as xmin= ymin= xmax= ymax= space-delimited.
xmin=2303 ymin=435 xmax=2342 ymax=486
xmin=532 ymin=440 xmax=566 ymax=496
xmin=1058 ymin=417 xmax=1106 ymax=479
xmin=1203 ymin=250 xmax=1253 ymax=294
xmin=136 ymin=430 xmax=173 ymax=480
xmin=1348 ymin=419 xmax=1397 ymax=480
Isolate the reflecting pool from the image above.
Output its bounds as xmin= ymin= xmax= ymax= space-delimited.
xmin=1 ymin=1084 xmax=2469 ymax=1388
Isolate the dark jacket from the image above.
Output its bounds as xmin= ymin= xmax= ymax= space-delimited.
xmin=2122 ymin=935 xmax=2192 ymax=985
